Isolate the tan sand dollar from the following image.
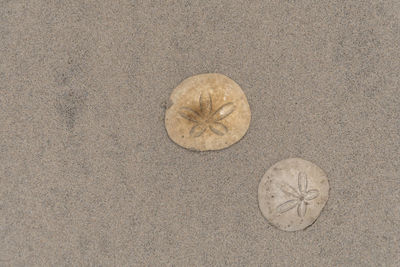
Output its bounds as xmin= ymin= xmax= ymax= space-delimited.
xmin=165 ymin=73 xmax=251 ymax=151
xmin=258 ymin=158 xmax=329 ymax=231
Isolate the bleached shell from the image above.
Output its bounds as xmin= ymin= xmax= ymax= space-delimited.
xmin=258 ymin=158 xmax=330 ymax=231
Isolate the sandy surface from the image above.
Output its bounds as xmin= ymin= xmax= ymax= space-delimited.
xmin=1 ymin=0 xmax=399 ymax=266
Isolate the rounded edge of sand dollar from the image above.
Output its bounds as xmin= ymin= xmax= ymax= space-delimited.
xmin=165 ymin=73 xmax=251 ymax=151
xmin=258 ymin=158 xmax=330 ymax=231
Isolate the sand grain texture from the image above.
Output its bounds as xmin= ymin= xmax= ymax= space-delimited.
xmin=0 ymin=0 xmax=399 ymax=266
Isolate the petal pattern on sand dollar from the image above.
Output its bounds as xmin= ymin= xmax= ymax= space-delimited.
xmin=298 ymin=172 xmax=308 ymax=194
xmin=179 ymin=107 xmax=201 ymax=123
xmin=212 ymin=103 xmax=235 ymax=121
xmin=279 ymin=183 xmax=300 ymax=198
xmin=297 ymin=201 xmax=307 ymax=217
xmin=190 ymin=124 xmax=207 ymax=137
xmin=209 ymin=122 xmax=228 ymax=136
xmin=199 ymin=92 xmax=212 ymax=116
xmin=277 ymin=172 xmax=320 ymax=218
xmin=305 ymin=189 xmax=319 ymax=200
xmin=179 ymin=93 xmax=235 ymax=137
xmin=277 ymin=199 xmax=299 ymax=213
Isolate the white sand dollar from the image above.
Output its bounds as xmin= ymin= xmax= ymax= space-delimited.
xmin=165 ymin=73 xmax=251 ymax=151
xmin=258 ymin=158 xmax=329 ymax=231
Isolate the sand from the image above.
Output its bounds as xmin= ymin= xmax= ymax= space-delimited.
xmin=0 ymin=0 xmax=399 ymax=266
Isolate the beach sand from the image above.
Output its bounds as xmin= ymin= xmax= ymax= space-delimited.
xmin=1 ymin=0 xmax=399 ymax=265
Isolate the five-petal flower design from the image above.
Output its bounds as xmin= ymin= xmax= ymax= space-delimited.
xmin=178 ymin=92 xmax=235 ymax=137
xmin=277 ymin=172 xmax=319 ymax=218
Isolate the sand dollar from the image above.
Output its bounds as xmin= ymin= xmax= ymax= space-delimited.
xmin=165 ymin=73 xmax=251 ymax=151
xmin=258 ymin=158 xmax=329 ymax=231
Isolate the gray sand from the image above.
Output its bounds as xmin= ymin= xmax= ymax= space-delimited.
xmin=1 ymin=1 xmax=399 ymax=266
